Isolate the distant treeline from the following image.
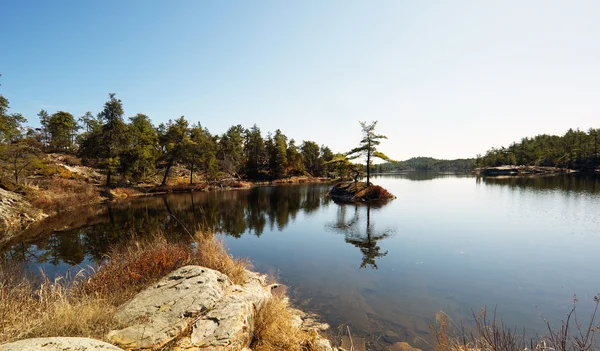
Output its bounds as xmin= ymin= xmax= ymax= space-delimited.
xmin=476 ymin=128 xmax=600 ymax=170
xmin=377 ymin=157 xmax=475 ymax=173
xmin=1 ymin=92 xmax=347 ymax=186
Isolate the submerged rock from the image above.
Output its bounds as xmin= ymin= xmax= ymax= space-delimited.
xmin=0 ymin=337 xmax=124 ymax=351
xmin=327 ymin=181 xmax=395 ymax=203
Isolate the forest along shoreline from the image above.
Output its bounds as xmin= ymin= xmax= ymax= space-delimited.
xmin=0 ymin=152 xmax=333 ymax=245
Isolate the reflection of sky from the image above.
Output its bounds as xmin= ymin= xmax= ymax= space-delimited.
xmin=226 ymin=175 xmax=600 ymax=347
xmin=6 ymin=175 xmax=600 ymax=350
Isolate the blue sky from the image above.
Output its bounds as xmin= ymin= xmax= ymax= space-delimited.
xmin=1 ymin=0 xmax=599 ymax=160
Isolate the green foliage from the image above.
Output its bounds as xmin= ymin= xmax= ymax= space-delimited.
xmin=243 ymin=124 xmax=267 ymax=179
xmin=379 ymin=157 xmax=475 ymax=172
xmin=301 ymin=140 xmax=322 ymax=176
xmin=1 ymin=85 xmax=339 ymax=184
xmin=185 ymin=123 xmax=218 ymax=183
xmin=0 ymin=139 xmax=43 ymax=184
xmin=46 ymin=111 xmax=78 ymax=152
xmin=159 ymin=116 xmax=191 ymax=185
xmin=286 ymin=139 xmax=304 ymax=174
xmin=120 ymin=113 xmax=159 ymax=181
xmin=477 ymin=128 xmax=600 ymax=169
xmin=0 ymin=95 xmax=26 ymax=143
xmin=217 ymin=125 xmax=245 ymax=177
xmin=78 ymin=93 xmax=129 ymax=186
xmin=267 ymin=129 xmax=288 ymax=178
xmin=346 ymin=121 xmax=392 ymax=185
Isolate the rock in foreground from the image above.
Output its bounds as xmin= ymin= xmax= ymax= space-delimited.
xmin=107 ymin=265 xmax=334 ymax=351
xmin=328 ymin=181 xmax=395 ymax=203
xmin=0 ymin=337 xmax=124 ymax=351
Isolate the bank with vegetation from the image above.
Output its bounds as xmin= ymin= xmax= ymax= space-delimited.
xmin=474 ymin=128 xmax=600 ymax=171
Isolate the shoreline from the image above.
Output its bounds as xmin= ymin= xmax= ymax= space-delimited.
xmin=0 ymin=176 xmax=333 ymax=246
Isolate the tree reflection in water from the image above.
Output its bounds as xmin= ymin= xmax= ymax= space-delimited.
xmin=328 ymin=203 xmax=394 ymax=269
xmin=0 ymin=185 xmax=337 ymax=272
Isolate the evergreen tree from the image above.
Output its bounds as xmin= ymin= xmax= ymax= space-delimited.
xmin=47 ymin=111 xmax=78 ymax=152
xmin=301 ymin=140 xmax=322 ymax=176
xmin=346 ymin=121 xmax=392 ymax=185
xmin=0 ymin=94 xmax=26 ymax=143
xmin=120 ymin=113 xmax=159 ymax=181
xmin=243 ymin=124 xmax=266 ymax=179
xmin=159 ymin=116 xmax=191 ymax=186
xmin=217 ymin=125 xmax=245 ymax=178
xmin=286 ymin=139 xmax=304 ymax=174
xmin=268 ymin=129 xmax=287 ymax=178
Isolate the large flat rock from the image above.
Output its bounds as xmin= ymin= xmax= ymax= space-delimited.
xmin=177 ymin=278 xmax=270 ymax=350
xmin=0 ymin=337 xmax=123 ymax=351
xmin=107 ymin=266 xmax=231 ymax=349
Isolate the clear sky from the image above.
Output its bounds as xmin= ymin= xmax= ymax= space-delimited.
xmin=1 ymin=0 xmax=598 ymax=160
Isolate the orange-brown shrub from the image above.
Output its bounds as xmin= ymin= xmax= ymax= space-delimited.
xmin=84 ymin=238 xmax=191 ymax=302
xmin=355 ymin=185 xmax=394 ymax=201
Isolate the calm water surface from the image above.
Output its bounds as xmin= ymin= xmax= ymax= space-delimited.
xmin=2 ymin=173 xmax=600 ymax=350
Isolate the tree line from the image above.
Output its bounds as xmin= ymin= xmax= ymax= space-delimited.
xmin=475 ymin=128 xmax=600 ymax=170
xmin=377 ymin=157 xmax=475 ymax=173
xmin=1 ymin=91 xmax=346 ymax=186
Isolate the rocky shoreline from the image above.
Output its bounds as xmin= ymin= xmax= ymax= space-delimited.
xmin=474 ymin=165 xmax=577 ymax=176
xmin=0 ymin=265 xmax=337 ymax=351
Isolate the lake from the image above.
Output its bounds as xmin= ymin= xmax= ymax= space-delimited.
xmin=2 ymin=173 xmax=600 ymax=350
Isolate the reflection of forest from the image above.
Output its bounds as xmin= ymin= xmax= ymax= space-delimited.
xmin=1 ymin=185 xmax=331 ymax=269
xmin=478 ymin=174 xmax=600 ymax=193
xmin=329 ymin=204 xmax=394 ymax=269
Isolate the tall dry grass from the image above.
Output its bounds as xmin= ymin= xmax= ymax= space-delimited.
xmin=251 ymin=295 xmax=323 ymax=351
xmin=30 ymin=177 xmax=100 ymax=213
xmin=431 ymin=297 xmax=600 ymax=351
xmin=0 ymin=230 xmax=248 ymax=344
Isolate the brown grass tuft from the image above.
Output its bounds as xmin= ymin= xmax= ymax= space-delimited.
xmin=0 ymin=267 xmax=117 ymax=343
xmin=192 ymin=231 xmax=249 ymax=285
xmin=251 ymin=295 xmax=322 ymax=351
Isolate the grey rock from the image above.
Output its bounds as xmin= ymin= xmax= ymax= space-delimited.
xmin=107 ymin=266 xmax=231 ymax=349
xmin=177 ymin=277 xmax=271 ymax=350
xmin=0 ymin=337 xmax=123 ymax=351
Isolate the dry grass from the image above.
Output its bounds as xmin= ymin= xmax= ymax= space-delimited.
xmin=0 ymin=267 xmax=117 ymax=343
xmin=30 ymin=177 xmax=100 ymax=213
xmin=0 ymin=229 xmax=248 ymax=344
xmin=431 ymin=298 xmax=600 ymax=351
xmin=251 ymin=295 xmax=322 ymax=351
xmin=110 ymin=187 xmax=141 ymax=198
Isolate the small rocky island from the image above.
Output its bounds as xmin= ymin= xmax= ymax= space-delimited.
xmin=328 ymin=181 xmax=396 ymax=203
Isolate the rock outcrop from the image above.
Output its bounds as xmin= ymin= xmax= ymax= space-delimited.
xmin=327 ymin=181 xmax=395 ymax=203
xmin=107 ymin=266 xmax=334 ymax=351
xmin=0 ymin=188 xmax=46 ymax=241
xmin=0 ymin=337 xmax=124 ymax=351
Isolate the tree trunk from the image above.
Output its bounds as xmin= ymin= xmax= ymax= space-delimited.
xmin=161 ymin=161 xmax=172 ymax=186
xmin=190 ymin=163 xmax=194 ymax=185
xmin=106 ymin=168 xmax=111 ymax=186
xmin=366 ymin=142 xmax=371 ymax=185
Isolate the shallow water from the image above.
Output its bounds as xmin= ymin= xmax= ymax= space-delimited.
xmin=2 ymin=173 xmax=600 ymax=350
